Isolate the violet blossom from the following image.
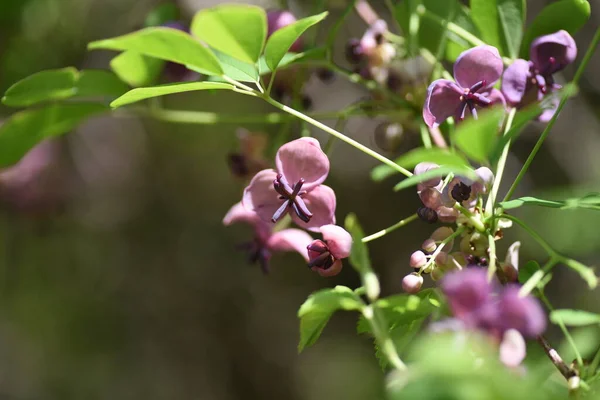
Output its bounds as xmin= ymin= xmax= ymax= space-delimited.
xmin=243 ymin=138 xmax=336 ymax=231
xmin=307 ymin=224 xmax=352 ymax=277
xmin=345 ymin=20 xmax=396 ymax=83
xmin=502 ymin=30 xmax=577 ymax=122
xmin=223 ymin=202 xmax=313 ymax=273
xmin=423 ymin=45 xmax=505 ymax=128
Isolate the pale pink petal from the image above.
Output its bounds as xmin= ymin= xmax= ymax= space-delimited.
xmin=499 ymin=329 xmax=526 ymax=368
xmin=275 ymin=138 xmax=330 ymax=190
xmin=320 ymin=224 xmax=352 ymax=259
xmin=454 ymin=45 xmax=503 ymax=89
xmin=423 ymin=79 xmax=462 ymax=128
xmin=267 ymin=228 xmax=313 ymax=262
xmin=242 ymin=169 xmax=283 ymax=223
xmin=223 ymin=201 xmax=260 ymax=226
xmin=292 ymin=185 xmax=336 ymax=231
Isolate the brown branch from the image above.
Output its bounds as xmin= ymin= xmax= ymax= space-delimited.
xmin=536 ymin=335 xmax=578 ymax=380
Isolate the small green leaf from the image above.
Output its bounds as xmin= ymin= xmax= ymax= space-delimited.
xmin=191 ymin=4 xmax=267 ymax=64
xmin=298 ymin=286 xmax=363 ymax=352
xmin=344 ymin=213 xmax=372 ymax=275
xmin=89 ymin=27 xmax=223 ymax=76
xmin=393 ymin=165 xmax=476 ymax=191
xmin=110 ymin=82 xmax=233 ymax=108
xmin=452 ymin=107 xmax=505 ymax=163
xmin=110 ymin=51 xmax=165 ymax=87
xmin=264 ymin=12 xmax=328 ymax=71
xmin=550 ymin=309 xmax=600 ymax=327
xmin=520 ymin=0 xmax=590 ymax=59
xmin=470 ymin=0 xmax=524 ymax=58
xmin=500 ymin=194 xmax=600 ymax=211
xmin=258 ymin=47 xmax=327 ymax=75
xmin=0 ymin=103 xmax=107 ymax=167
xmin=210 ymin=50 xmax=259 ymax=82
xmin=562 ymin=258 xmax=598 ymax=289
xmin=2 ymin=68 xmax=129 ymax=108
xmin=518 ymin=260 xmax=540 ymax=285
xmin=445 ymin=6 xmax=480 ymax=61
xmin=3 ymin=67 xmax=78 ymax=107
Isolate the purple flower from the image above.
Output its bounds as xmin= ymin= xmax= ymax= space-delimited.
xmin=267 ymin=10 xmax=302 ymax=52
xmin=242 ymin=138 xmax=336 ymax=231
xmin=501 ymin=30 xmax=576 ymax=122
xmin=423 ymin=45 xmax=505 ymax=128
xmin=307 ymin=224 xmax=352 ymax=277
xmin=440 ymin=268 xmax=547 ymax=339
xmin=223 ymin=201 xmax=312 ymax=273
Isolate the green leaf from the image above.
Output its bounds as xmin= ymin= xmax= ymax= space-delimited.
xmin=562 ymin=258 xmax=598 ymax=289
xmin=191 ymin=4 xmax=266 ymax=64
xmin=0 ymin=103 xmax=107 ymax=167
xmin=451 ymin=107 xmax=505 ymax=163
xmin=2 ymin=67 xmax=78 ymax=107
xmin=393 ymin=165 xmax=476 ymax=191
xmin=375 ymin=319 xmax=424 ymax=368
xmin=143 ymin=3 xmax=179 ymax=27
xmin=89 ymin=27 xmax=223 ymax=76
xmin=2 ymin=68 xmax=129 ymax=108
xmin=470 ymin=0 xmax=525 ymax=58
xmin=258 ymin=47 xmax=328 ymax=75
xmin=264 ymin=12 xmax=328 ymax=71
xmin=445 ymin=6 xmax=480 ymax=61
xmin=110 ymin=82 xmax=233 ymax=108
xmin=110 ymin=51 xmax=165 ymax=87
xmin=297 ymin=286 xmax=363 ymax=352
xmin=500 ymin=194 xmax=600 ymax=211
xmin=344 ymin=213 xmax=372 ymax=275
xmin=550 ymin=309 xmax=600 ymax=327
xmin=520 ymin=0 xmax=590 ymax=59
xmin=518 ymin=260 xmax=541 ymax=285
xmin=210 ymin=50 xmax=259 ymax=82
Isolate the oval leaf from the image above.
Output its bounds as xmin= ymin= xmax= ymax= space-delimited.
xmin=451 ymin=107 xmax=505 ymax=163
xmin=550 ymin=309 xmax=600 ymax=327
xmin=110 ymin=51 xmax=165 ymax=87
xmin=89 ymin=27 xmax=223 ymax=76
xmin=191 ymin=4 xmax=266 ymax=64
xmin=520 ymin=0 xmax=590 ymax=58
xmin=470 ymin=0 xmax=525 ymax=58
xmin=110 ymin=82 xmax=233 ymax=108
xmin=265 ymin=12 xmax=328 ymax=71
xmin=3 ymin=67 xmax=78 ymax=107
xmin=0 ymin=103 xmax=107 ymax=167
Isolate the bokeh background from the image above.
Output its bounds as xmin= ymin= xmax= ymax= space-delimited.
xmin=0 ymin=0 xmax=599 ymax=398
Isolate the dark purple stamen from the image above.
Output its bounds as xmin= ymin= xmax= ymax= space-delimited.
xmin=307 ymin=241 xmax=335 ymax=270
xmin=238 ymin=240 xmax=272 ymax=274
xmin=530 ymin=57 xmax=563 ymax=95
xmin=455 ymin=80 xmax=492 ymax=122
xmin=271 ymin=174 xmax=313 ymax=223
xmin=451 ymin=182 xmax=472 ymax=202
xmin=417 ymin=207 xmax=438 ymax=223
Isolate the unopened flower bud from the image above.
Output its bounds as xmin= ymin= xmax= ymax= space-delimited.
xmin=474 ymin=167 xmax=494 ymax=194
xmin=346 ymin=38 xmax=364 ymax=64
xmin=419 ymin=187 xmax=442 ymax=209
xmin=410 ymin=250 xmax=427 ymax=268
xmin=422 ymin=238 xmax=436 ymax=253
xmin=402 ymin=273 xmax=423 ymax=293
xmin=417 ymin=206 xmax=438 ymax=223
xmin=435 ymin=251 xmax=448 ymax=266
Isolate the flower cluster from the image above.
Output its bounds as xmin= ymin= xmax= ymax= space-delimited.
xmin=224 ymin=138 xmax=352 ymax=275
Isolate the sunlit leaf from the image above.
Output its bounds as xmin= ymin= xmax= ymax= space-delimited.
xmin=2 ymin=67 xmax=78 ymax=107
xmin=110 ymin=82 xmax=234 ymax=108
xmin=470 ymin=0 xmax=525 ymax=58
xmin=89 ymin=27 xmax=223 ymax=76
xmin=264 ymin=12 xmax=328 ymax=71
xmin=110 ymin=51 xmax=165 ymax=87
xmin=500 ymin=194 xmax=600 ymax=211
xmin=0 ymin=103 xmax=107 ymax=167
xmin=191 ymin=4 xmax=266 ymax=64
xmin=451 ymin=107 xmax=505 ymax=163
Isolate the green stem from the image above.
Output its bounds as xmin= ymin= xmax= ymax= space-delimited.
xmin=362 ymin=213 xmax=419 ymax=243
xmin=486 ymin=108 xmax=517 ymax=217
xmin=454 ymin=204 xmax=485 ymax=232
xmin=538 ymin=290 xmax=585 ymax=369
xmin=504 ymin=27 xmax=600 ymax=202
xmin=362 ymin=304 xmax=407 ymax=371
xmin=262 ymin=96 xmax=413 ymax=177
xmin=419 ymin=123 xmax=433 ymax=149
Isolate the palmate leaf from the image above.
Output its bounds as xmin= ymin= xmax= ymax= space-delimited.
xmin=110 ymin=82 xmax=234 ymax=108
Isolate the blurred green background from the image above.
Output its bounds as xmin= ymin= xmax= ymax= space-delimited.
xmin=0 ymin=0 xmax=599 ymax=398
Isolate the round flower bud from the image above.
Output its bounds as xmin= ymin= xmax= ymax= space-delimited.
xmin=474 ymin=167 xmax=494 ymax=194
xmin=502 ymin=263 xmax=519 ymax=282
xmin=419 ymin=187 xmax=442 ymax=209
xmin=431 ymin=226 xmax=454 ymax=244
xmin=422 ymin=238 xmax=437 ymax=253
xmin=435 ymin=251 xmax=448 ymax=266
xmin=402 ymin=273 xmax=423 ymax=294
xmin=410 ymin=250 xmax=427 ymax=268
xmin=345 ymin=38 xmax=364 ymax=64
xmin=417 ymin=206 xmax=438 ymax=223
xmin=414 ymin=162 xmax=441 ymax=187
xmin=374 ymin=122 xmax=404 ymax=152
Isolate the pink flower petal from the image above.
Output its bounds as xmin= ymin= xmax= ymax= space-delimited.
xmin=531 ymin=30 xmax=577 ymax=74
xmin=499 ymin=329 xmax=526 ymax=368
xmin=242 ymin=169 xmax=283 ymax=223
xmin=320 ymin=224 xmax=352 ymax=259
xmin=454 ymin=45 xmax=503 ymax=89
xmin=501 ymin=59 xmax=531 ymax=105
xmin=292 ymin=185 xmax=336 ymax=231
xmin=223 ymin=201 xmax=260 ymax=226
xmin=275 ymin=138 xmax=330 ymax=190
xmin=267 ymin=228 xmax=313 ymax=262
xmin=423 ymin=79 xmax=462 ymax=128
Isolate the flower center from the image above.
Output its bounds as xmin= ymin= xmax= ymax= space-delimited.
xmin=456 ymin=80 xmax=491 ymax=122
xmin=272 ymin=174 xmax=313 ymax=223
xmin=307 ymin=240 xmax=335 ymax=270
xmin=451 ymin=182 xmax=472 ymax=202
xmin=530 ymin=57 xmax=562 ymax=94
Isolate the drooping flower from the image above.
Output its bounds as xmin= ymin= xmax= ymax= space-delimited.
xmin=223 ymin=202 xmax=312 ymax=273
xmin=267 ymin=10 xmax=303 ymax=52
xmin=502 ymin=30 xmax=577 ymax=122
xmin=242 ymin=138 xmax=336 ymax=231
xmin=423 ymin=45 xmax=505 ymax=128
xmin=307 ymin=224 xmax=352 ymax=277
